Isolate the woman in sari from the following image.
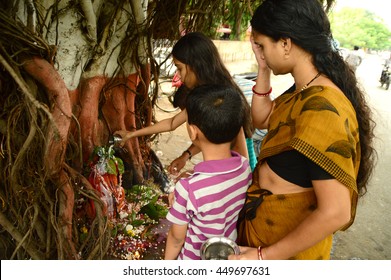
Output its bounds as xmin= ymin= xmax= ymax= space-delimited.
xmin=230 ymin=0 xmax=376 ymax=260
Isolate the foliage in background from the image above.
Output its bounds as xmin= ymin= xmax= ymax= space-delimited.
xmin=169 ymin=0 xmax=335 ymax=41
xmin=330 ymin=7 xmax=391 ymax=50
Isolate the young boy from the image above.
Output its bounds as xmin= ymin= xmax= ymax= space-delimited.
xmin=164 ymin=84 xmax=252 ymax=260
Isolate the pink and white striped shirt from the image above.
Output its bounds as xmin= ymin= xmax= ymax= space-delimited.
xmin=166 ymin=151 xmax=252 ymax=260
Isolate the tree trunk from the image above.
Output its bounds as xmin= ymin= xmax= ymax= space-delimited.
xmin=0 ymin=0 xmax=162 ymax=259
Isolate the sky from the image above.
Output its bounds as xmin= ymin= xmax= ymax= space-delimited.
xmin=334 ymin=0 xmax=391 ymax=28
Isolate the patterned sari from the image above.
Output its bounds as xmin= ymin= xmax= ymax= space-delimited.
xmin=237 ymin=86 xmax=360 ymax=259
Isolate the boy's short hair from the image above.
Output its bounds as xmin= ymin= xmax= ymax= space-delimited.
xmin=186 ymin=84 xmax=245 ymax=144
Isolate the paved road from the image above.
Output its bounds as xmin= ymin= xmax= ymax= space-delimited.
xmin=331 ymin=54 xmax=391 ymax=260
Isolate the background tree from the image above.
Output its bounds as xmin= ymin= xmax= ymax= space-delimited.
xmin=0 ymin=0 xmax=335 ymax=260
xmin=330 ymin=7 xmax=391 ymax=50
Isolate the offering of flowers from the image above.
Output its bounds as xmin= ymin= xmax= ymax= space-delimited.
xmin=107 ymin=184 xmax=169 ymax=260
xmin=77 ymin=145 xmax=169 ymax=260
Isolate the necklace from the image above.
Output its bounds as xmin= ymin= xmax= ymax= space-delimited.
xmin=300 ymin=72 xmax=321 ymax=92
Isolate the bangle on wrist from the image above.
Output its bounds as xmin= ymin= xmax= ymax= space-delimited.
xmin=257 ymin=246 xmax=264 ymax=260
xmin=252 ymin=85 xmax=272 ymax=96
xmin=183 ymin=149 xmax=192 ymax=160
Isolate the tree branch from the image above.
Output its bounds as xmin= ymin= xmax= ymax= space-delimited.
xmin=80 ymin=0 xmax=97 ymax=43
xmin=0 ymin=212 xmax=44 ymax=259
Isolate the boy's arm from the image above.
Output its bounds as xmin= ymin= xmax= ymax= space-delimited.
xmin=167 ymin=143 xmax=200 ymax=175
xmin=164 ymin=223 xmax=187 ymax=260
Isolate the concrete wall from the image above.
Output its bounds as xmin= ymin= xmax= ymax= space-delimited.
xmin=213 ymin=40 xmax=258 ymax=75
xmin=213 ymin=40 xmax=255 ymax=62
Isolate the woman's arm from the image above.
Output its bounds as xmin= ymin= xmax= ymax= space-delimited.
xmin=230 ymin=179 xmax=352 ymax=260
xmin=115 ymin=110 xmax=187 ymax=145
xmin=164 ymin=223 xmax=187 ymax=260
xmin=250 ymin=37 xmax=274 ymax=130
xmin=262 ymin=179 xmax=351 ymax=259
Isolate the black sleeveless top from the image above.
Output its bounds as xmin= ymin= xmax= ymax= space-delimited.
xmin=266 ymin=150 xmax=334 ymax=188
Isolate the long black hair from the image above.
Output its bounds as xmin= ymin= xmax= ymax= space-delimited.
xmin=251 ymin=0 xmax=376 ymax=195
xmin=171 ymin=32 xmax=253 ymax=137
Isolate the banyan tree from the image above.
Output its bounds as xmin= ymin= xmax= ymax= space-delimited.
xmin=0 ymin=0 xmax=335 ymax=260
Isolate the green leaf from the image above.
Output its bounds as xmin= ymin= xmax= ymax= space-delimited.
xmin=141 ymin=204 xmax=159 ymax=221
xmin=106 ymin=159 xmax=117 ymax=175
xmin=132 ymin=220 xmax=144 ymax=227
xmin=116 ymin=157 xmax=124 ymax=174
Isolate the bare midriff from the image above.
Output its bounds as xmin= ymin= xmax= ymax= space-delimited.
xmin=257 ymin=161 xmax=314 ymax=194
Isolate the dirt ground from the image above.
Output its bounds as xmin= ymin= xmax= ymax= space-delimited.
xmin=151 ymin=55 xmax=391 ymax=260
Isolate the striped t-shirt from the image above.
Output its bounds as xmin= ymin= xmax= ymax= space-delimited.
xmin=166 ymin=151 xmax=252 ymax=260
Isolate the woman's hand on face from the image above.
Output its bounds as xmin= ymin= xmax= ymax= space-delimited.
xmin=228 ymin=246 xmax=259 ymax=260
xmin=250 ymin=36 xmax=269 ymax=72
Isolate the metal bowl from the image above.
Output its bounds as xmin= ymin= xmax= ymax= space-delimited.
xmin=200 ymin=237 xmax=240 ymax=260
xmin=108 ymin=135 xmax=122 ymax=146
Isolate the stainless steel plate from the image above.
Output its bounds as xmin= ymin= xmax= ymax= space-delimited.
xmin=200 ymin=237 xmax=240 ymax=260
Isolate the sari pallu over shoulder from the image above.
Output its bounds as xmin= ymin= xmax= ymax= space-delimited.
xmin=237 ymin=86 xmax=359 ymax=259
xmin=260 ymin=85 xmax=360 ymax=230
